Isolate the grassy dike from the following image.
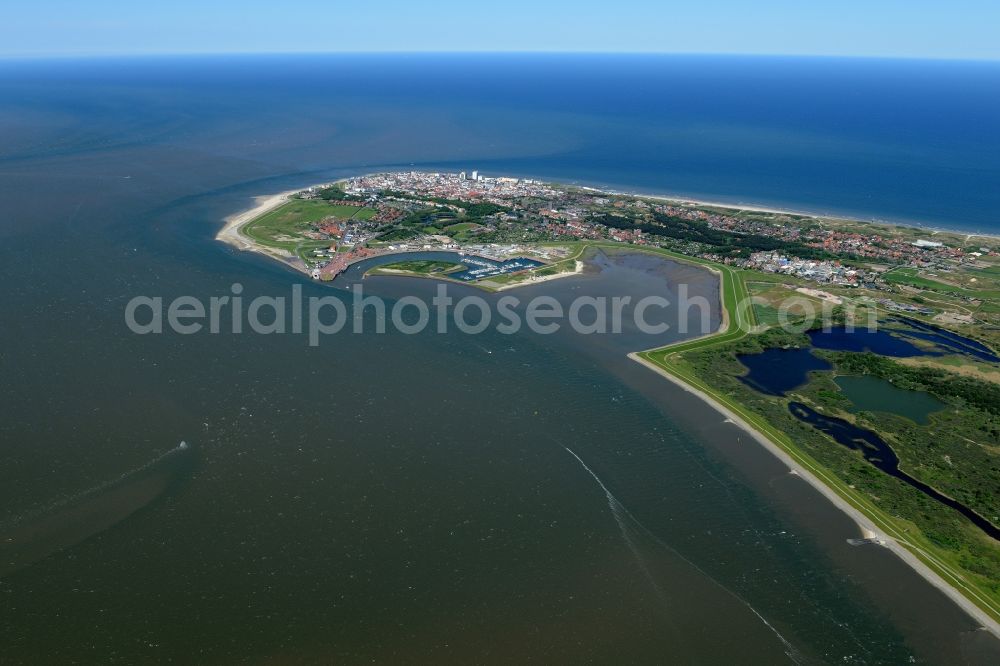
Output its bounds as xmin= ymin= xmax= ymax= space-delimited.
xmin=626 ymin=248 xmax=1000 ymax=632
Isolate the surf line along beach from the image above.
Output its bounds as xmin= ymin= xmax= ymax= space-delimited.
xmin=627 ymin=267 xmax=1000 ymax=639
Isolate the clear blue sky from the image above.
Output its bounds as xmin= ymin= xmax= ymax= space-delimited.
xmin=3 ymin=0 xmax=998 ymax=60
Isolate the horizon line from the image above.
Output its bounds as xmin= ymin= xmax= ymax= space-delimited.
xmin=1 ymin=50 xmax=999 ymax=64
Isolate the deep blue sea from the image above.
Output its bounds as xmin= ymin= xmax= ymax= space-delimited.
xmin=2 ymin=53 xmax=999 ymax=231
xmin=2 ymin=55 xmax=999 ymax=663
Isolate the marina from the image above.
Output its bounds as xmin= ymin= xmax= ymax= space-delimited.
xmin=447 ymin=256 xmax=545 ymax=281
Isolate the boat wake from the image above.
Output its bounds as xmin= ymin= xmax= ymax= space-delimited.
xmin=0 ymin=442 xmax=193 ymax=579
xmin=562 ymin=446 xmax=804 ymax=665
xmin=1 ymin=442 xmax=190 ymax=532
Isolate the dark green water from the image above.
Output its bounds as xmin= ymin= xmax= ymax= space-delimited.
xmin=1 ymin=57 xmax=999 ymax=664
xmin=835 ymin=375 xmax=946 ymax=425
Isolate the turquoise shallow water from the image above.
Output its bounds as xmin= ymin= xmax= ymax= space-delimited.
xmin=1 ymin=55 xmax=999 ymax=663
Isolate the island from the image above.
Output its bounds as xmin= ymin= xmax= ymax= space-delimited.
xmin=219 ymin=170 xmax=1000 ymax=634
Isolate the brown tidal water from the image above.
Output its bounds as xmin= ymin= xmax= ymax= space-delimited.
xmin=357 ymin=251 xmax=1000 ymax=664
xmin=1 ymin=56 xmax=999 ymax=665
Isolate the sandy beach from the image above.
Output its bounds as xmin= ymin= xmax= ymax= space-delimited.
xmin=655 ymin=195 xmax=1000 ymax=242
xmin=580 ymin=185 xmax=1000 ymax=241
xmin=215 ymin=189 xmax=307 ymax=265
xmin=627 ymin=351 xmax=1000 ymax=638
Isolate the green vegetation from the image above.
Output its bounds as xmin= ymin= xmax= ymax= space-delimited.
xmin=325 ymin=204 xmax=373 ymax=220
xmin=241 ymin=200 xmax=377 ymax=268
xmin=444 ymin=222 xmax=481 ymax=233
xmin=590 ymin=211 xmax=833 ymax=260
xmin=315 ymin=184 xmax=365 ymax=203
xmin=883 ymin=267 xmax=966 ymax=291
xmin=243 ymin=199 xmax=376 ymax=251
xmin=372 ymin=208 xmax=458 ymax=243
xmin=877 ymin=263 xmax=1000 ymax=335
xmin=834 ymin=352 xmax=1000 ymax=421
xmin=422 ymin=197 xmax=509 ymax=218
xmin=243 ymin=200 xmax=336 ymax=249
xmin=384 ymin=191 xmax=510 ymax=219
xmin=635 ymin=261 xmax=1000 ymax=624
xmin=368 ymin=260 xmax=464 ymax=277
xmin=442 ymin=221 xmax=484 ymax=243
xmin=377 ymin=227 xmax=422 ymax=242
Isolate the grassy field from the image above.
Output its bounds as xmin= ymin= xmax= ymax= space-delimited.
xmin=346 ymin=205 xmax=377 ymax=220
xmin=369 ymin=260 xmax=464 ymax=276
xmin=242 ymin=199 xmax=376 ymax=251
xmin=882 ymin=265 xmax=1000 ymax=299
xmin=243 ymin=200 xmax=334 ymax=249
xmin=883 ymin=267 xmax=966 ymax=291
xmin=444 ymin=222 xmax=481 ymax=233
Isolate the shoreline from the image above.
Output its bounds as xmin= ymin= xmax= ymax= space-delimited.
xmin=216 ymin=188 xmax=302 ymax=248
xmin=216 ymin=186 xmax=1000 ymax=634
xmin=215 ymin=188 xmax=312 ymax=272
xmin=575 ymin=183 xmax=1000 ymax=241
xmin=627 ymin=352 xmax=1000 ymax=638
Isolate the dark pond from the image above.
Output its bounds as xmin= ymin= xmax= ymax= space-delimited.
xmin=808 ymin=327 xmax=936 ymax=357
xmin=810 ymin=324 xmax=1000 ymax=363
xmin=788 ymin=403 xmax=1000 ymax=541
xmin=896 ymin=318 xmax=1000 ymax=363
xmin=738 ymin=348 xmax=832 ymax=396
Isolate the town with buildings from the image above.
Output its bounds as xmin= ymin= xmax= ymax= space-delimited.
xmin=303 ymin=171 xmax=996 ymax=278
xmin=229 ymin=170 xmax=1000 ymax=321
